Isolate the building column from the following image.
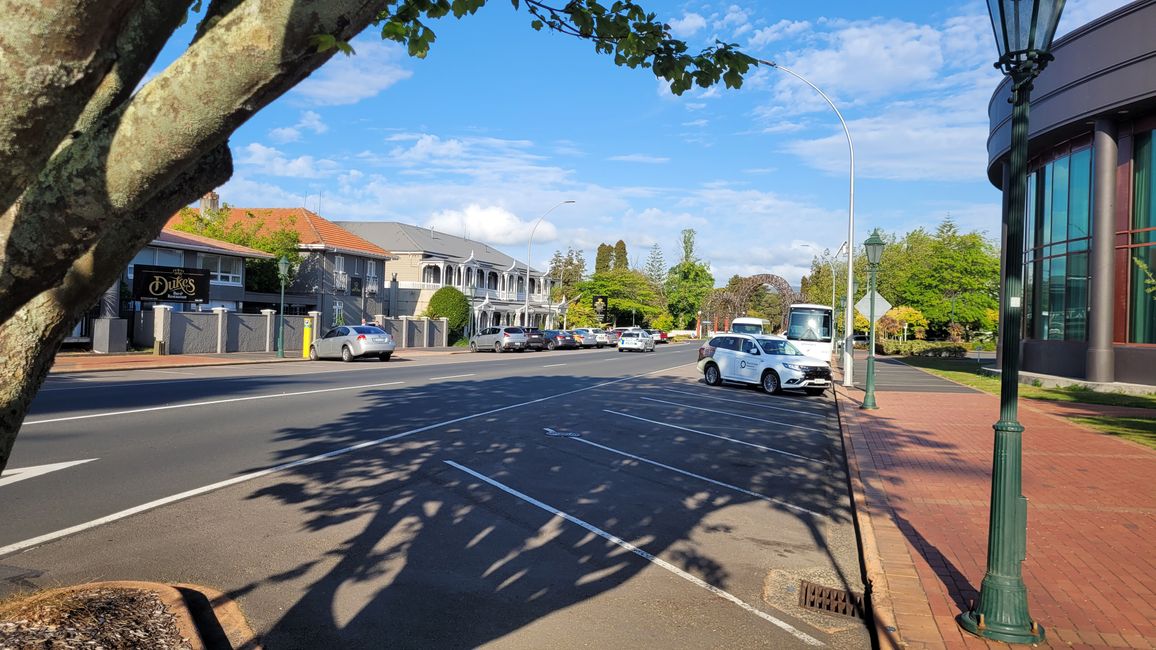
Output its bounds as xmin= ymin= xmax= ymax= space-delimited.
xmin=1087 ymin=119 xmax=1118 ymax=383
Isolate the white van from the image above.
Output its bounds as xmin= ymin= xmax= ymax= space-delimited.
xmin=730 ymin=317 xmax=771 ymax=335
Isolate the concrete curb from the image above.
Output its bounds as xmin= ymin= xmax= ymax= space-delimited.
xmin=173 ymin=583 xmax=261 ymax=650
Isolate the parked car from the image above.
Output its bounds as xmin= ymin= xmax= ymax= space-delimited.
xmin=646 ymin=329 xmax=669 ymax=344
xmin=852 ymin=334 xmax=869 ymax=349
xmin=309 ymin=325 xmax=396 ymax=362
xmin=609 ymin=326 xmax=643 ymax=343
xmin=542 ymin=330 xmax=579 ymax=350
xmin=524 ymin=327 xmax=547 ymax=351
xmin=617 ymin=330 xmax=655 ymax=352
xmin=572 ymin=327 xmax=608 ymax=348
xmin=470 ymin=326 xmax=528 ymax=352
xmin=697 ymin=333 xmax=831 ymax=396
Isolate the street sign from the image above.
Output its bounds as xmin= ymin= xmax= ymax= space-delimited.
xmin=855 ymin=290 xmax=892 ymax=322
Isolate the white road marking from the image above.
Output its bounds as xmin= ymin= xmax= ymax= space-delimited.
xmin=638 ymin=397 xmax=828 ymax=433
xmin=660 ymin=387 xmax=826 ymax=417
xmin=604 ymin=410 xmax=825 ymax=464
xmin=542 ymin=363 xmax=567 ymax=368
xmin=0 ymin=459 xmax=98 ymax=488
xmin=443 ymin=460 xmax=824 ymax=646
xmin=429 ymin=373 xmax=476 ymax=381
xmin=3 ymin=363 xmax=693 ymax=557
xmin=22 ymin=382 xmax=406 ymax=425
xmin=570 ymin=438 xmax=823 ymax=517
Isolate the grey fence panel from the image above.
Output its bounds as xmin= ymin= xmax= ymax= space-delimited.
xmin=407 ymin=319 xmax=424 ymax=348
xmin=282 ymin=315 xmax=305 ymax=352
xmin=133 ymin=312 xmax=155 ymax=348
xmin=230 ymin=313 xmax=267 ymax=352
xmin=428 ymin=319 xmax=445 ymax=347
xmin=170 ymin=312 xmax=217 ymax=354
xmin=379 ymin=318 xmax=403 ymax=341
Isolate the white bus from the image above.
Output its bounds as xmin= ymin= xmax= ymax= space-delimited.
xmin=730 ymin=316 xmax=771 ymax=335
xmin=783 ymin=303 xmax=835 ymax=362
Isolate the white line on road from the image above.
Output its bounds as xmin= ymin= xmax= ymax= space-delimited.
xmin=429 ymin=373 xmax=476 ymax=381
xmin=542 ymin=363 xmax=567 ymax=368
xmin=570 ymin=438 xmax=824 ymax=517
xmin=660 ymin=387 xmax=826 ymax=417
xmin=23 ymin=381 xmax=406 ymax=425
xmin=0 ymin=459 xmax=99 ymax=488
xmin=443 ymin=460 xmax=823 ymax=645
xmin=3 ymin=363 xmax=694 ymax=557
xmin=605 ymin=410 xmax=824 ymax=464
xmin=638 ymin=397 xmax=828 ymax=433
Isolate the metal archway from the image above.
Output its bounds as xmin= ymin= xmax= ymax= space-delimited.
xmin=705 ymin=274 xmax=797 ymax=331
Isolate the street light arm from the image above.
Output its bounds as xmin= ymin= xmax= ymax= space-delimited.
xmin=525 ymin=200 xmax=575 ymax=327
xmin=759 ymin=58 xmax=856 ymax=386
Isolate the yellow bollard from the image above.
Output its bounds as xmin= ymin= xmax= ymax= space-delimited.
xmin=302 ymin=317 xmax=313 ymax=358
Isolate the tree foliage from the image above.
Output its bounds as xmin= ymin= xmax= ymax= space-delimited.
xmin=171 ymin=205 xmax=301 ymax=292
xmin=594 ymin=244 xmax=613 ymax=274
xmin=612 ymin=240 xmax=628 ymax=270
xmin=643 ymin=243 xmax=666 ymax=294
xmin=0 ymin=0 xmax=763 ymax=473
xmin=547 ymin=247 xmax=586 ymax=300
xmin=665 ymin=229 xmax=713 ymax=328
xmin=425 ymin=286 xmax=470 ymax=336
xmin=579 ymin=269 xmax=664 ymax=327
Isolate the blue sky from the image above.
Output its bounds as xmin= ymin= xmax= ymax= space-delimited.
xmin=162 ymin=0 xmax=1130 ymax=286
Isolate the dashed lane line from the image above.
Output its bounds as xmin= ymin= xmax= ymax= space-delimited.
xmin=604 ymin=410 xmax=825 ymax=464
xmin=659 ymin=387 xmax=829 ymax=417
xmin=638 ymin=397 xmax=828 ymax=433
xmin=443 ymin=460 xmax=824 ymax=646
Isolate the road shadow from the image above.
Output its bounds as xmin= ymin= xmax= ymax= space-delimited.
xmin=225 ymin=372 xmax=866 ymax=648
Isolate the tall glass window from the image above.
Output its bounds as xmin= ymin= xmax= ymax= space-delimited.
xmin=1024 ymin=146 xmax=1092 ymax=340
xmin=1130 ymin=132 xmax=1156 ymax=343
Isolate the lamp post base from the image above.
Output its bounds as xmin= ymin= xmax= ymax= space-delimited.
xmin=957 ymin=609 xmax=1045 ymax=645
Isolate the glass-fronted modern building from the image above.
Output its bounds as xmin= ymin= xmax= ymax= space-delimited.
xmin=987 ymin=0 xmax=1156 ymax=386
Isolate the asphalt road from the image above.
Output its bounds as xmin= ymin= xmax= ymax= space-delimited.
xmin=2 ymin=343 xmax=871 ymax=649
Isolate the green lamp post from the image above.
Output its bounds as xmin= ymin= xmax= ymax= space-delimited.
xmin=958 ymin=0 xmax=1065 ymax=644
xmin=276 ymin=255 xmax=289 ymax=358
xmin=860 ymin=229 xmax=884 ymax=410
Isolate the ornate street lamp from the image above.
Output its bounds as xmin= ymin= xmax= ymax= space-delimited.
xmin=525 ymin=200 xmax=575 ymax=328
xmin=276 ymin=255 xmax=289 ymax=358
xmin=860 ymin=230 xmax=884 ymax=410
xmin=958 ymin=0 xmax=1065 ymax=644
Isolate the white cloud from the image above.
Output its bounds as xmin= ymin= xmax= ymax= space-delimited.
xmin=608 ymin=154 xmax=670 ymax=164
xmin=668 ymin=13 xmax=707 ymax=37
xmin=749 ymin=20 xmax=812 ymax=49
xmin=268 ymin=110 xmax=329 ymax=143
xmin=425 ymin=204 xmax=559 ymax=246
xmin=292 ymin=40 xmax=413 ymax=106
xmin=238 ymin=143 xmax=340 ymax=178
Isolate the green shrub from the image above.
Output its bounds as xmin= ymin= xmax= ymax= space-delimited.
xmin=882 ymin=339 xmax=967 ymax=358
xmin=425 ymin=287 xmax=470 ymax=339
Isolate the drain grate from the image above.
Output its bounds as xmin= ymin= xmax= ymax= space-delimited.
xmin=798 ymin=580 xmax=866 ymax=620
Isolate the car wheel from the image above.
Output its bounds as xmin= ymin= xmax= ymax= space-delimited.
xmin=805 ymin=387 xmax=826 ymax=396
xmin=341 ymin=346 xmax=353 ymax=362
xmin=703 ymin=363 xmax=722 ymax=386
xmin=380 ymin=353 xmax=391 ymax=362
xmin=547 ymin=341 xmax=556 ymax=350
xmin=517 ymin=348 xmax=525 ymax=353
xmin=596 ymin=344 xmax=603 ymax=349
xmin=469 ymin=341 xmax=477 ymax=352
xmin=762 ymin=370 xmax=782 ymax=394
xmin=494 ymin=342 xmax=503 ymax=354
xmin=308 ymin=346 xmax=318 ymax=361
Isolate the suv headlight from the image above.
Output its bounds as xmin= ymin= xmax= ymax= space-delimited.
xmin=782 ymin=363 xmax=807 ymax=371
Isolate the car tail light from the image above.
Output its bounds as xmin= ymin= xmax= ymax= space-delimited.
xmin=697 ymin=345 xmax=715 ymax=361
xmin=357 ymin=334 xmax=367 ymax=341
xmin=503 ymin=332 xmax=510 ymax=338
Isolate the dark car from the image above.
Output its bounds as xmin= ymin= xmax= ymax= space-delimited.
xmin=542 ymin=330 xmax=579 ymax=350
xmin=524 ymin=327 xmax=547 ymax=351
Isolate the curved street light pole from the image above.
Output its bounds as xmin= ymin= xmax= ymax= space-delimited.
xmin=759 ymin=59 xmax=856 ymax=386
xmin=525 ymin=200 xmax=575 ymax=327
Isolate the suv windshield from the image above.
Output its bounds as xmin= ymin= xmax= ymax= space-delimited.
xmin=731 ymin=323 xmax=763 ymax=334
xmin=757 ymin=338 xmax=803 ymax=356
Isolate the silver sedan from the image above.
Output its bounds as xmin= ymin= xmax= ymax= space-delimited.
xmin=309 ymin=325 xmax=396 ymax=361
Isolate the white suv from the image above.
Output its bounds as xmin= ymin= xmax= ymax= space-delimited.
xmin=617 ymin=330 xmax=655 ymax=352
xmin=697 ymin=333 xmax=831 ymax=396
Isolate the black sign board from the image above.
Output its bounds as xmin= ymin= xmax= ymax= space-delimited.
xmin=133 ymin=265 xmax=210 ymax=303
xmin=349 ymin=276 xmax=363 ymax=297
xmin=593 ymin=295 xmax=608 ymax=314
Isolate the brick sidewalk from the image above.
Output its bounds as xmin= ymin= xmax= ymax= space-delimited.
xmin=837 ymin=374 xmax=1156 ymax=649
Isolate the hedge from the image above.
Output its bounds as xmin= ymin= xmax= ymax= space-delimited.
xmin=878 ymin=339 xmax=967 ymax=358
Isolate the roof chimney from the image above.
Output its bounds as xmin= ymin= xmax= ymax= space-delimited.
xmin=200 ymin=191 xmax=220 ymax=213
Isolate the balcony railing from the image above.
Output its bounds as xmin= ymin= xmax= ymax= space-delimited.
xmin=365 ymin=276 xmax=380 ymax=295
xmin=334 ymin=271 xmax=349 ymax=292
